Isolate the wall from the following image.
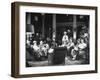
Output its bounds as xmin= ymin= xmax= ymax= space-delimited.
xmin=0 ymin=0 xmax=100 ymax=80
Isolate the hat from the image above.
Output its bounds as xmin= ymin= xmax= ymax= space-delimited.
xmin=33 ymin=40 xmax=37 ymax=43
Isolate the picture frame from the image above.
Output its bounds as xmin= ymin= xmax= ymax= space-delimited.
xmin=11 ymin=2 xmax=98 ymax=78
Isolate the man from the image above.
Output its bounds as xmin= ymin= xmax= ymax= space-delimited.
xmin=67 ymin=29 xmax=72 ymax=39
xmin=62 ymin=31 xmax=68 ymax=44
xmin=71 ymin=38 xmax=87 ymax=60
xmin=51 ymin=38 xmax=57 ymax=48
xmin=67 ymin=38 xmax=74 ymax=57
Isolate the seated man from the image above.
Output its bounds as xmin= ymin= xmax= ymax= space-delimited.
xmin=78 ymin=39 xmax=87 ymax=59
xmin=39 ymin=40 xmax=48 ymax=57
xmin=32 ymin=41 xmax=39 ymax=52
xmin=32 ymin=41 xmax=42 ymax=60
xmin=71 ymin=38 xmax=87 ymax=60
xmin=48 ymin=38 xmax=57 ymax=55
xmin=67 ymin=38 xmax=74 ymax=57
xmin=51 ymin=38 xmax=57 ymax=48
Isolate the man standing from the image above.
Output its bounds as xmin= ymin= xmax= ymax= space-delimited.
xmin=62 ymin=31 xmax=69 ymax=44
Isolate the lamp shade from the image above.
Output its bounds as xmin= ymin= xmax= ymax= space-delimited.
xmin=26 ymin=24 xmax=35 ymax=33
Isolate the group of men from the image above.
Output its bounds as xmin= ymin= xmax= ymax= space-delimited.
xmin=61 ymin=31 xmax=88 ymax=60
xmin=26 ymin=29 xmax=89 ymax=61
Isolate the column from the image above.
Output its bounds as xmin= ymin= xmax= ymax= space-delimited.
xmin=73 ymin=15 xmax=77 ymax=42
xmin=52 ymin=14 xmax=56 ymax=39
xmin=42 ymin=13 xmax=45 ymax=38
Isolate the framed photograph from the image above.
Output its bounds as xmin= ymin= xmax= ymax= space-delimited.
xmin=11 ymin=2 xmax=98 ymax=78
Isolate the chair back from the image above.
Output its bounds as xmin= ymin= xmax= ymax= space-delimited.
xmin=52 ymin=47 xmax=67 ymax=65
